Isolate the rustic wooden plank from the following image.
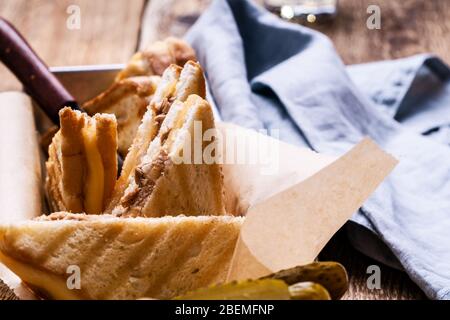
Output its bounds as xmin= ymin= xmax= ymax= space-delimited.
xmin=313 ymin=0 xmax=450 ymax=65
xmin=139 ymin=0 xmax=210 ymax=49
xmin=0 ymin=0 xmax=145 ymax=91
xmin=139 ymin=0 xmax=450 ymax=65
xmin=0 ymin=280 xmax=18 ymax=300
xmin=320 ymin=231 xmax=426 ymax=300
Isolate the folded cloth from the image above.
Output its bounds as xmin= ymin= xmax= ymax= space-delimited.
xmin=185 ymin=0 xmax=450 ymax=299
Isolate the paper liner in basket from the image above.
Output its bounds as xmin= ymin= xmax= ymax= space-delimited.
xmin=219 ymin=124 xmax=397 ymax=281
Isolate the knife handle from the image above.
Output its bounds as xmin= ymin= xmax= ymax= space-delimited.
xmin=0 ymin=17 xmax=78 ymax=124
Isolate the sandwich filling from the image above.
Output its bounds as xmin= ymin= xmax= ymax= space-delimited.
xmin=118 ymin=100 xmax=192 ymax=212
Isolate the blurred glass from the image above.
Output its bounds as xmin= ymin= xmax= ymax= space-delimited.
xmin=264 ymin=0 xmax=338 ymax=25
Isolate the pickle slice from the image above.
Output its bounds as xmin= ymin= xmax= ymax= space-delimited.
xmin=173 ymin=261 xmax=348 ymax=300
xmin=263 ymin=262 xmax=348 ymax=300
xmin=289 ymin=282 xmax=331 ymax=300
xmin=175 ymin=279 xmax=333 ymax=300
xmin=175 ymin=279 xmax=291 ymax=300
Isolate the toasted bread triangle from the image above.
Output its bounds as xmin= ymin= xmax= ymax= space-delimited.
xmin=114 ymin=95 xmax=226 ymax=217
xmin=107 ymin=61 xmax=215 ymax=216
xmin=0 ymin=212 xmax=243 ymax=300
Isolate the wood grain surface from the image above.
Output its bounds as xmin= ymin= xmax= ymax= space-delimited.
xmin=139 ymin=0 xmax=450 ymax=66
xmin=1 ymin=0 xmax=446 ymax=300
xmin=314 ymin=0 xmax=450 ymax=65
xmin=139 ymin=0 xmax=209 ymax=49
xmin=0 ymin=0 xmax=145 ymax=91
xmin=0 ymin=279 xmax=18 ymax=300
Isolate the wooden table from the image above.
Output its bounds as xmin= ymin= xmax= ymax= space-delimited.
xmin=1 ymin=0 xmax=447 ymax=300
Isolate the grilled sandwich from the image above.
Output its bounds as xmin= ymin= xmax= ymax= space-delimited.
xmin=107 ymin=61 xmax=226 ymax=217
xmin=45 ymin=108 xmax=118 ymax=214
xmin=83 ymin=76 xmax=160 ymax=157
xmin=0 ymin=212 xmax=243 ymax=300
xmin=112 ymin=94 xmax=226 ymax=217
xmin=116 ymin=37 xmax=196 ymax=81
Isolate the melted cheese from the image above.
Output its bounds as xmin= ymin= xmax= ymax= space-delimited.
xmin=82 ymin=124 xmax=105 ymax=214
xmin=0 ymin=252 xmax=83 ymax=300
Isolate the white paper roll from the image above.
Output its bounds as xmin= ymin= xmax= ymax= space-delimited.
xmin=0 ymin=92 xmax=42 ymax=222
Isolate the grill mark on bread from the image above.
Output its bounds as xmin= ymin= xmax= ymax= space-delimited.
xmin=182 ymin=224 xmax=239 ymax=286
xmin=98 ymin=226 xmax=169 ymax=299
xmin=160 ymin=222 xmax=237 ymax=296
xmin=69 ymin=226 xmax=124 ymax=298
xmin=74 ymin=223 xmax=125 ymax=282
xmin=143 ymin=222 xmax=214 ymax=298
xmin=102 ymin=224 xmax=178 ymax=299
xmin=31 ymin=225 xmax=77 ymax=267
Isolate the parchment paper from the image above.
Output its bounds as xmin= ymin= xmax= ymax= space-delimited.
xmin=0 ymin=92 xmax=42 ymax=299
xmin=226 ymin=137 xmax=397 ymax=280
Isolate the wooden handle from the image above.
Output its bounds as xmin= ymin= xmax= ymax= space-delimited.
xmin=0 ymin=17 xmax=79 ymax=124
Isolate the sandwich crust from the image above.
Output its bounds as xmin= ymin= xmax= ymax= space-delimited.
xmin=116 ymin=37 xmax=196 ymax=81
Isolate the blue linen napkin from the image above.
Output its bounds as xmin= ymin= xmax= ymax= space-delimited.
xmin=185 ymin=0 xmax=450 ymax=299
